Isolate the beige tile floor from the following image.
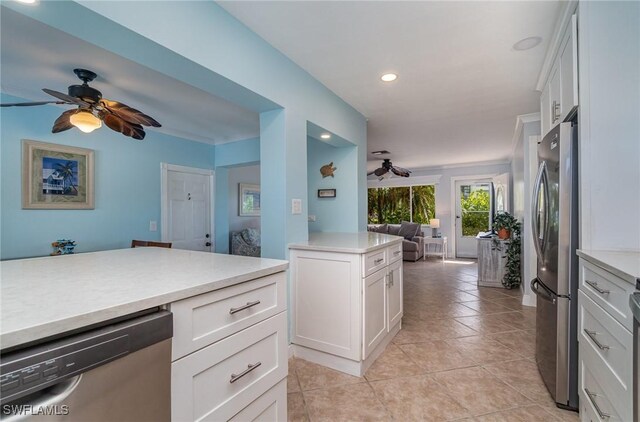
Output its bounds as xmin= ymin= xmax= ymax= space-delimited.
xmin=287 ymin=258 xmax=580 ymax=422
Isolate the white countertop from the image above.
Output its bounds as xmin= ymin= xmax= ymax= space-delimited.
xmin=577 ymin=249 xmax=640 ymax=286
xmin=288 ymin=232 xmax=403 ymax=254
xmin=0 ymin=248 xmax=288 ymax=350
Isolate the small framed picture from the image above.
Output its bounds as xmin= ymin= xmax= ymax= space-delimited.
xmin=22 ymin=140 xmax=95 ymax=209
xmin=317 ymin=189 xmax=336 ymax=198
xmin=239 ymin=183 xmax=261 ymax=216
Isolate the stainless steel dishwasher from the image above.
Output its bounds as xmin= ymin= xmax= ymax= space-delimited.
xmin=0 ymin=310 xmax=172 ymax=421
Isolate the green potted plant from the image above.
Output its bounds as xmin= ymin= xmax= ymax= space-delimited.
xmin=493 ymin=212 xmax=518 ymax=240
xmin=492 ymin=212 xmax=522 ymax=290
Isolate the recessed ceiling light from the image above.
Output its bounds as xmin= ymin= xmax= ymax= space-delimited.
xmin=15 ymin=0 xmax=38 ymax=4
xmin=320 ymin=133 xmax=331 ymax=139
xmin=380 ymin=73 xmax=398 ymax=82
xmin=513 ymin=36 xmax=542 ymax=51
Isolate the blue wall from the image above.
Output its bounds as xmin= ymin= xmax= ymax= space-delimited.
xmin=46 ymin=1 xmax=368 ymax=259
xmin=4 ymin=2 xmax=368 ymax=260
xmin=0 ymin=94 xmax=215 ymax=259
xmin=307 ymin=137 xmax=358 ymax=233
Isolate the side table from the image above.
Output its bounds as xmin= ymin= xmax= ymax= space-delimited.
xmin=423 ymin=236 xmax=447 ymax=262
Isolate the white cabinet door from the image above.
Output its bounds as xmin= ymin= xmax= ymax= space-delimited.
xmin=540 ymin=82 xmax=551 ymax=136
xmin=291 ymin=250 xmax=362 ymax=360
xmin=559 ymin=14 xmax=578 ymax=121
xmin=363 ymin=268 xmax=387 ymax=359
xmin=387 ymin=259 xmax=403 ymax=330
xmin=548 ymin=62 xmax=561 ymax=130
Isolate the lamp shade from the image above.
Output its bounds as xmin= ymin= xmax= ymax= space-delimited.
xmin=70 ymin=110 xmax=102 ymax=133
xmin=429 ymin=218 xmax=440 ymax=229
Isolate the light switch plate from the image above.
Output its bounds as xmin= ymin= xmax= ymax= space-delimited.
xmin=308 ymin=215 xmax=316 ymax=222
xmin=149 ymin=220 xmax=157 ymax=232
xmin=292 ymin=199 xmax=302 ymax=215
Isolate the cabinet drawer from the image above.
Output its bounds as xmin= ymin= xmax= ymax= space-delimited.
xmin=170 ymin=272 xmax=286 ymax=360
xmin=387 ymin=242 xmax=403 ymax=264
xmin=578 ymin=290 xmax=632 ymax=393
xmin=229 ymin=379 xmax=287 ymax=422
xmin=172 ymin=312 xmax=288 ymax=422
xmin=579 ymin=349 xmax=628 ymax=422
xmin=580 ymin=260 xmax=635 ymax=331
xmin=363 ymin=248 xmax=387 ymax=278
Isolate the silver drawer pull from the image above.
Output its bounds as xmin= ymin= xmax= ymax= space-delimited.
xmin=584 ymin=329 xmax=610 ymax=350
xmin=374 ymin=258 xmax=384 ymax=264
xmin=393 ymin=250 xmax=401 ymax=255
xmin=584 ymin=388 xmax=611 ymax=420
xmin=229 ymin=300 xmax=261 ymax=315
xmin=585 ymin=280 xmax=610 ymax=295
xmin=230 ymin=362 xmax=262 ymax=383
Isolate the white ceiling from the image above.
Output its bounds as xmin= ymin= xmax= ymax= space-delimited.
xmin=0 ymin=7 xmax=259 ymax=145
xmin=220 ymin=1 xmax=560 ymax=170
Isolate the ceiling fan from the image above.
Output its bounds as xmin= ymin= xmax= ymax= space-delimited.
xmin=0 ymin=68 xmax=161 ymax=140
xmin=367 ymin=158 xmax=411 ymax=180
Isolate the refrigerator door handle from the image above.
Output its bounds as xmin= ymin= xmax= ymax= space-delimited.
xmin=531 ymin=278 xmax=557 ymax=304
xmin=531 ymin=161 xmax=547 ymax=263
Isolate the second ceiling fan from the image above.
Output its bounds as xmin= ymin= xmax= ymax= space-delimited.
xmin=367 ymin=158 xmax=411 ymax=180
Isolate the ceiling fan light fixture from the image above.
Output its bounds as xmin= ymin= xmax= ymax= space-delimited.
xmin=70 ymin=110 xmax=102 ymax=133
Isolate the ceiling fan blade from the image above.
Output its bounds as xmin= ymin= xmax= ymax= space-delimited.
xmin=103 ymin=113 xmax=146 ymax=140
xmin=391 ymin=166 xmax=411 ymax=177
xmin=42 ymin=89 xmax=89 ymax=107
xmin=52 ymin=109 xmax=77 ymax=133
xmin=1 ymin=100 xmax=68 ymax=107
xmin=367 ymin=171 xmax=377 ymax=176
xmin=374 ymin=167 xmax=388 ymax=177
xmin=100 ymin=99 xmax=161 ymax=127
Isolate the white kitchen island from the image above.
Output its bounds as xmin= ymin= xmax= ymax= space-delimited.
xmin=289 ymin=232 xmax=404 ymax=376
xmin=0 ymin=248 xmax=289 ymax=421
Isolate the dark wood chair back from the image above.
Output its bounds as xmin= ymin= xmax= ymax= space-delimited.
xmin=131 ymin=240 xmax=172 ymax=248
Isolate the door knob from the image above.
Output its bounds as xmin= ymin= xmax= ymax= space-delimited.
xmin=205 ymin=242 xmax=212 ymax=247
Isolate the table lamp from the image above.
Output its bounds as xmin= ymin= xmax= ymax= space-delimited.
xmin=429 ymin=219 xmax=440 ymax=237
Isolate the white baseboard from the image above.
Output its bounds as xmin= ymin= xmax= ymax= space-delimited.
xmin=288 ymin=343 xmax=294 ymax=359
xmin=522 ymin=293 xmax=537 ymax=307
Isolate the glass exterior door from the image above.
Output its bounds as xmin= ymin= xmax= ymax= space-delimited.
xmin=455 ymin=181 xmax=491 ymax=258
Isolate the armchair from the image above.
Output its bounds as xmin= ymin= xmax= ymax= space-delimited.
xmin=230 ymin=228 xmax=261 ymax=257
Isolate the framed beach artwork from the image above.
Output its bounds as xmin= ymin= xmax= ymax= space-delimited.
xmin=239 ymin=183 xmax=260 ymax=216
xmin=22 ymin=140 xmax=95 ymax=209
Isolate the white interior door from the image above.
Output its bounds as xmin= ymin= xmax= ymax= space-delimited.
xmin=455 ymin=180 xmax=492 ymax=258
xmin=164 ymin=167 xmax=212 ymax=252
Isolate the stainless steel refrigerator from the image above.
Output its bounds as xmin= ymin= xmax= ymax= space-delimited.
xmin=530 ymin=122 xmax=579 ymax=410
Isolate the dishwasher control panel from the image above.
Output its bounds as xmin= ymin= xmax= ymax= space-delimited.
xmin=0 ymin=310 xmax=172 ymax=405
xmin=1 ymin=335 xmax=130 ymax=402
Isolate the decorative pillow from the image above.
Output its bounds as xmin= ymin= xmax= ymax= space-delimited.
xmin=373 ymin=224 xmax=388 ymax=234
xmin=241 ymin=228 xmax=261 ymax=246
xmin=398 ymin=221 xmax=420 ymax=240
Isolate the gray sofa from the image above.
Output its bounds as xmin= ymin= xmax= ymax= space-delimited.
xmin=368 ymin=223 xmax=425 ymax=261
